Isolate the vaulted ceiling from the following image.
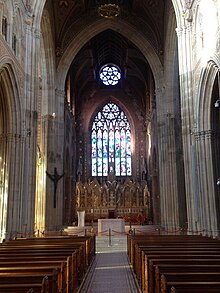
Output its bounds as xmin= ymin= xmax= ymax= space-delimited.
xmin=45 ymin=0 xmax=168 ymax=105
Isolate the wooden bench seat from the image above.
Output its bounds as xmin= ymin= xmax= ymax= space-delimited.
xmin=161 ymin=279 xmax=220 ymax=293
xmin=134 ymin=246 xmax=220 ymax=284
xmin=8 ymin=235 xmax=96 ymax=266
xmin=0 ymin=270 xmax=58 ymax=293
xmin=159 ymin=272 xmax=220 ymax=293
xmin=0 ymin=276 xmax=49 ymax=293
xmin=146 ymin=258 xmax=220 ymax=293
xmin=0 ymin=242 xmax=88 ymax=271
xmin=127 ymin=234 xmax=220 ymax=252
xmin=0 ymin=255 xmax=79 ymax=292
xmin=138 ymin=250 xmax=220 ymax=291
xmin=0 ymin=235 xmax=96 ymax=293
xmin=128 ymin=236 xmax=220 ymax=266
xmin=0 ymin=248 xmax=83 ymax=288
xmin=127 ymin=234 xmax=220 ymax=293
xmin=155 ymin=263 xmax=220 ymax=293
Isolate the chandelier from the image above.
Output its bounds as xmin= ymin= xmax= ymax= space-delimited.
xmin=98 ymin=1 xmax=121 ymax=19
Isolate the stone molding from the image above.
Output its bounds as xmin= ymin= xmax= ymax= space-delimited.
xmin=194 ymin=130 xmax=216 ymax=141
xmin=0 ymin=133 xmax=25 ymax=143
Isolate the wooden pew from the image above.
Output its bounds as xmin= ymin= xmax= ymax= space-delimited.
xmin=0 ymin=235 xmax=95 ymax=293
xmin=155 ymin=264 xmax=220 ymax=293
xmin=0 ymin=276 xmax=49 ymax=293
xmin=138 ymin=248 xmax=220 ymax=287
xmin=7 ymin=235 xmax=96 ymax=267
xmin=159 ymin=272 xmax=220 ymax=293
xmin=128 ymin=235 xmax=220 ymax=269
xmin=127 ymin=234 xmax=219 ymax=263
xmin=127 ymin=234 xmax=220 ymax=293
xmin=135 ymin=245 xmax=220 ymax=285
xmin=0 ymin=270 xmax=57 ymax=293
xmin=0 ymin=259 xmax=70 ymax=292
xmin=161 ymin=274 xmax=220 ymax=293
xmin=0 ymin=242 xmax=86 ymax=284
xmin=146 ymin=258 xmax=220 ymax=293
xmin=0 ymin=249 xmax=80 ymax=292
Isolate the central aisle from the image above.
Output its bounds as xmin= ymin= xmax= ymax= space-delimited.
xmin=79 ymin=234 xmax=141 ymax=293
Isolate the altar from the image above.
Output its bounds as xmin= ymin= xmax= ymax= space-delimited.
xmin=98 ymin=218 xmax=125 ymax=233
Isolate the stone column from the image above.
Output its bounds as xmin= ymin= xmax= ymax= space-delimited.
xmin=156 ymin=86 xmax=181 ymax=231
xmin=176 ymin=20 xmax=196 ymax=232
xmin=5 ymin=133 xmax=25 ymax=239
xmin=0 ymin=133 xmax=24 ymax=239
xmin=195 ymin=130 xmax=219 ymax=236
xmin=45 ymin=89 xmax=65 ymax=230
xmin=19 ymin=18 xmax=40 ymax=237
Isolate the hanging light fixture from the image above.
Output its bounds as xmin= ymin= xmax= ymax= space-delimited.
xmin=98 ymin=0 xmax=120 ymax=19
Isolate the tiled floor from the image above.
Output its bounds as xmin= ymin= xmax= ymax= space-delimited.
xmin=79 ymin=235 xmax=141 ymax=293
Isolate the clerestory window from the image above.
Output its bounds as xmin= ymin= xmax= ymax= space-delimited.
xmin=91 ymin=102 xmax=132 ymax=177
xmin=2 ymin=17 xmax=7 ymax=41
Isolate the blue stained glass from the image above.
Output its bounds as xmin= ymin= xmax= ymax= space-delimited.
xmin=103 ymin=158 xmax=108 ymax=176
xmin=115 ymin=158 xmax=120 ymax=176
xmin=91 ymin=102 xmax=132 ymax=177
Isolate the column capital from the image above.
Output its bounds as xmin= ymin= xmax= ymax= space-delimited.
xmin=194 ymin=130 xmax=216 ymax=141
xmin=0 ymin=133 xmax=25 ymax=143
xmin=176 ymin=22 xmax=192 ymax=36
xmin=55 ymin=88 xmax=65 ymax=99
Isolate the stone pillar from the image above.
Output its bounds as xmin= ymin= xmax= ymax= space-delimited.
xmin=156 ymin=86 xmax=181 ymax=231
xmin=0 ymin=133 xmax=24 ymax=239
xmin=18 ymin=18 xmax=40 ymax=237
xmin=195 ymin=130 xmax=219 ymax=236
xmin=77 ymin=211 xmax=85 ymax=227
xmin=176 ymin=20 xmax=196 ymax=232
xmin=45 ymin=89 xmax=65 ymax=230
xmin=4 ymin=133 xmax=25 ymax=239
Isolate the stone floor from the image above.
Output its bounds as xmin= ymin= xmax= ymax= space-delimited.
xmin=78 ymin=234 xmax=142 ymax=293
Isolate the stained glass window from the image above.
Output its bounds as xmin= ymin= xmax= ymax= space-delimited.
xmin=91 ymin=102 xmax=132 ymax=177
xmin=99 ymin=64 xmax=121 ymax=86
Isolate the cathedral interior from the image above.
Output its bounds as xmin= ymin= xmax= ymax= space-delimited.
xmin=0 ymin=0 xmax=220 ymax=240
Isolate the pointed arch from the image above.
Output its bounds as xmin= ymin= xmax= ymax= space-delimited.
xmin=0 ymin=60 xmax=23 ymax=241
xmin=91 ymin=101 xmax=132 ymax=177
xmin=0 ymin=60 xmax=22 ymax=133
xmin=56 ymin=20 xmax=164 ymax=91
xmin=197 ymin=61 xmax=220 ymax=131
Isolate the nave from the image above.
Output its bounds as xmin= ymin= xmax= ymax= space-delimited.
xmin=0 ymin=229 xmax=220 ymax=292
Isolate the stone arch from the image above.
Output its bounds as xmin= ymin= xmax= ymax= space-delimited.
xmin=32 ymin=0 xmax=185 ymax=30
xmin=32 ymin=0 xmax=47 ymax=30
xmin=0 ymin=59 xmax=22 ymax=133
xmin=56 ymin=20 xmax=163 ymax=92
xmin=195 ymin=60 xmax=220 ymax=236
xmin=197 ymin=61 xmax=220 ymax=131
xmin=87 ymin=99 xmax=135 ymax=178
xmin=86 ymin=96 xmax=135 ymax=134
xmin=82 ymin=95 xmax=137 ymax=165
xmin=0 ymin=60 xmax=23 ymax=241
xmin=172 ymin=0 xmax=188 ymax=27
xmin=40 ymin=8 xmax=56 ymax=116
